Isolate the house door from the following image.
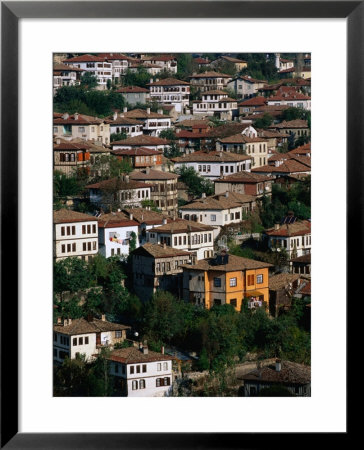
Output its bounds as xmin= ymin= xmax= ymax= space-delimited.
xmin=96 ymin=333 xmax=101 ymax=345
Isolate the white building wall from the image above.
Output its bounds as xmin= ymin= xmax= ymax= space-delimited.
xmin=54 ymin=221 xmax=99 ymax=260
xmin=101 ymin=225 xmax=139 ymax=258
xmin=70 ymin=333 xmax=97 ymax=361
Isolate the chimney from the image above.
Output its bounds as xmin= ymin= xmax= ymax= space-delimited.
xmin=62 ymin=112 xmax=69 ymax=120
xmin=123 ymin=107 xmax=127 ymax=113
xmin=145 ymin=167 xmax=150 ymax=174
xmin=275 ymin=358 xmax=282 ymax=372
xmin=219 ymin=151 xmax=223 ymax=157
xmin=125 ymin=174 xmax=130 ymax=183
xmin=157 ymin=108 xmax=163 ymax=115
xmin=163 ymin=243 xmax=167 ymax=249
xmin=201 ymin=193 xmax=206 ymax=198
xmin=56 ymin=138 xmax=61 ymax=145
xmin=146 ymin=107 xmax=151 ymax=115
xmin=161 ymin=346 xmax=165 ymax=354
xmin=162 ymin=218 xmax=167 ymax=225
xmin=113 ymin=111 xmax=117 ymax=121
xmin=68 ymin=318 xmax=72 ymax=325
xmin=74 ymin=112 xmax=79 ymax=120
xmin=130 ymin=213 xmax=133 ymax=221
xmin=274 ymin=223 xmax=280 ymax=230
xmin=156 ymin=78 xmax=159 ymax=82
xmin=63 ymin=319 xmax=68 ymax=327
xmin=142 ymin=345 xmax=148 ymax=355
xmin=101 ymin=314 xmax=106 ymax=322
xmin=150 ymin=78 xmax=154 ymax=84
xmin=225 ymin=191 xmax=229 ymax=198
xmin=57 ymin=317 xmax=62 ymax=324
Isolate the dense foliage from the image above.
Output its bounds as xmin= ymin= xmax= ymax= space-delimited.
xmin=175 ymin=166 xmax=214 ymax=198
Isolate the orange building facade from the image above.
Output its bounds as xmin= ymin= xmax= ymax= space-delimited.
xmin=182 ymin=253 xmax=272 ymax=311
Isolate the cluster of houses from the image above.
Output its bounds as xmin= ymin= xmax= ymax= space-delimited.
xmin=53 ymin=53 xmax=311 ymax=396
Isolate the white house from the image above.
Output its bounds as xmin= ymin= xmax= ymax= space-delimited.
xmin=97 ymin=211 xmax=140 ymax=258
xmin=189 ymin=71 xmax=232 ymax=92
xmin=108 ymin=345 xmax=175 ymax=397
xmin=171 ymin=151 xmax=252 ymax=180
xmin=216 ymin=134 xmax=269 ymax=168
xmin=192 ymin=90 xmax=238 ymax=120
xmin=147 ymin=219 xmax=216 ymax=261
xmin=264 ymin=218 xmax=311 ymax=259
xmin=53 ymin=209 xmax=99 ymax=261
xmin=107 ymin=111 xmax=143 ymax=138
xmin=97 ymin=53 xmax=131 ymax=81
xmin=53 ymin=112 xmax=111 ymax=145
xmin=266 ymin=91 xmax=311 ymax=110
xmin=111 ymin=134 xmax=171 ymax=152
xmin=53 ymin=316 xmax=130 ymax=364
xmin=140 ymin=55 xmax=178 ymax=73
xmin=86 ymin=176 xmax=152 ymax=210
xmin=180 ymin=191 xmax=255 ymax=227
xmin=53 ymin=63 xmax=83 ymax=94
xmin=62 ymin=54 xmax=112 ymax=89
xmin=122 ymin=108 xmax=172 ymax=136
xmin=227 ymin=76 xmax=267 ymax=99
xmin=147 ymin=78 xmax=190 ymax=113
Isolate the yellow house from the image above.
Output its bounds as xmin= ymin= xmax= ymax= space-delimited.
xmin=182 ymin=253 xmax=273 ymax=312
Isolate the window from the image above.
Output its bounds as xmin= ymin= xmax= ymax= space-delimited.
xmin=156 ymin=378 xmax=161 ymax=387
xmin=163 ymin=362 xmax=168 ymax=370
xmin=115 ymin=331 xmax=122 ymax=338
xmin=157 ymin=363 xmax=162 ymax=371
xmin=115 ymin=364 xmax=119 ymax=373
xmin=130 ymin=366 xmax=134 ymax=374
xmin=210 ymin=214 xmax=216 ymax=222
xmin=132 ymin=380 xmax=138 ymax=390
xmin=214 ymin=299 xmax=221 ymax=306
xmin=85 ymin=337 xmax=89 ymax=345
xmin=61 ymin=227 xmax=65 ymax=236
xmin=142 ymin=364 xmax=147 ymax=373
xmin=73 ymin=338 xmax=77 ymax=346
xmin=247 ymin=274 xmax=254 ymax=286
xmin=82 ymin=225 xmax=86 ymax=234
xmin=92 ymin=224 xmax=96 ymax=233
xmin=67 ymin=244 xmax=71 ymax=252
xmin=164 ymin=377 xmax=170 ymax=386
xmin=139 ymin=379 xmax=146 ymax=389
xmin=72 ymin=243 xmax=76 ymax=252
xmin=61 ymin=244 xmax=65 ymax=253
xmin=230 ymin=277 xmax=237 ymax=287
xmin=230 ymin=299 xmax=237 ymax=307
xmin=79 ymin=337 xmax=83 ymax=345
xmin=214 ymin=277 xmax=221 ymax=287
xmin=257 ymin=274 xmax=263 ymax=284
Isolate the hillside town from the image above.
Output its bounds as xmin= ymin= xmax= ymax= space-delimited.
xmin=53 ymin=53 xmax=311 ymax=397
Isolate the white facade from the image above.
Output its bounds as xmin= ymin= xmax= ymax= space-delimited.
xmin=54 ymin=220 xmax=99 ymax=261
xmin=110 ymin=356 xmax=173 ymax=397
xmin=149 ymin=82 xmax=190 ymax=113
xmin=267 ymin=98 xmax=311 ymax=111
xmin=173 ymin=159 xmax=251 ymax=180
xmin=193 ymin=92 xmax=238 ymax=118
xmin=267 ymin=232 xmax=312 ymax=259
xmin=63 ymin=59 xmax=112 ymax=88
xmin=180 ymin=206 xmax=243 ymax=228
xmin=147 ymin=229 xmax=216 ymax=261
xmin=89 ymin=186 xmax=151 ymax=209
xmin=98 ymin=224 xmax=139 ymax=258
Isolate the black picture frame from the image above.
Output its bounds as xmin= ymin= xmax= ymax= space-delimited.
xmin=1 ymin=1 xmax=357 ymax=448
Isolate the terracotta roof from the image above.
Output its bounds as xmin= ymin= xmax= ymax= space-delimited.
xmin=241 ymin=361 xmax=310 ymax=385
xmin=54 ymin=137 xmax=109 ymax=153
xmin=108 ymin=347 xmax=174 ymax=364
xmin=238 ymin=96 xmax=267 ymax=107
xmin=299 ymin=280 xmax=311 ymax=295
xmin=279 ymin=67 xmax=296 ymax=74
xmin=141 ymin=55 xmax=176 ymax=62
xmin=172 ymin=151 xmax=251 ymax=163
xmin=231 ymin=75 xmax=267 ymax=84
xmin=268 ymin=92 xmax=311 ymax=101
xmin=202 ymin=89 xmax=228 ymax=95
xmin=218 ymin=133 xmax=266 ymax=144
xmin=107 ymin=116 xmax=144 ymax=126
xmin=63 ymin=54 xmax=105 ymax=63
xmin=85 ymin=177 xmax=152 ymax=191
xmin=288 ymin=143 xmax=311 ymax=155
xmin=133 ymin=242 xmax=191 ymax=258
xmin=53 ymin=113 xmax=105 ymax=126
xmin=53 ymin=209 xmax=97 ymax=224
xmin=147 ymin=77 xmax=189 ymax=86
xmin=124 ymin=108 xmax=171 ymax=120
xmin=218 ymin=55 xmax=247 ymax=64
xmin=53 ymin=63 xmax=83 ymax=72
xmin=54 ymin=142 xmax=90 ymax=151
xmin=183 ymin=253 xmax=273 ymax=272
xmin=206 ymin=123 xmax=253 ymax=139
xmin=97 ymin=53 xmax=131 ymax=61
xmin=194 ymin=57 xmax=210 ymax=64
xmin=269 ymin=273 xmax=301 ymax=291
xmin=122 ymin=208 xmax=171 ymax=225
xmin=116 ymin=86 xmax=149 ymax=93
xmin=130 ymin=168 xmax=179 ymax=180
xmin=252 ymin=158 xmax=311 ymax=174
xmin=54 ymin=317 xmax=130 ymax=336
xmin=180 ymin=192 xmax=254 ymax=211
xmin=111 ymin=147 xmax=162 ymax=157
xmin=189 ymin=71 xmax=232 ymax=79
xmin=96 ymin=211 xmax=139 ymax=228
xmin=265 ymin=220 xmax=311 ymax=237
xmin=214 ymin=171 xmax=272 ymax=183
xmin=111 ymin=135 xmax=170 ymax=147
xmin=175 ymin=119 xmax=212 ymax=128
xmin=257 ymin=129 xmax=290 ymax=139
xmin=148 ymin=219 xmax=214 ymax=234
xmin=290 ymin=253 xmax=311 ymax=264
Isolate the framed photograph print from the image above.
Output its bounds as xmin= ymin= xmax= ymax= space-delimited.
xmin=1 ymin=1 xmax=358 ymax=448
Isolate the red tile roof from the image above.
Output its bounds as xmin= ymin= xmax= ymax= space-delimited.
xmin=116 ymin=86 xmax=150 ymax=93
xmin=111 ymin=135 xmax=170 ymax=147
xmin=63 ymin=54 xmax=105 ymax=63
xmin=53 ymin=209 xmax=97 ymax=224
xmin=148 ymin=77 xmax=189 ymax=86
xmin=189 ymin=71 xmax=232 ymax=79
xmin=265 ymin=220 xmax=311 ymax=237
xmin=238 ymin=96 xmax=267 ymax=107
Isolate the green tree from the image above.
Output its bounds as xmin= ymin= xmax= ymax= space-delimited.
xmin=254 ymin=113 xmax=273 ymax=129
xmin=80 ymin=72 xmax=98 ymax=89
xmin=175 ymin=166 xmax=214 ymax=198
xmin=54 ymin=257 xmax=92 ymax=298
xmin=110 ymin=132 xmax=127 ymax=142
